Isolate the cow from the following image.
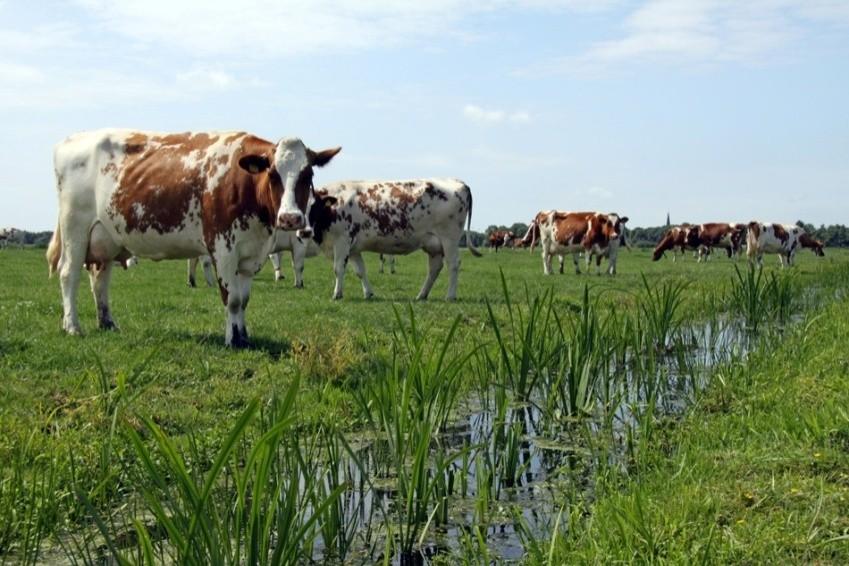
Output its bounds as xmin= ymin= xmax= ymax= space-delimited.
xmin=188 ymin=232 xmax=319 ymax=288
xmin=187 ymin=255 xmax=216 ymax=287
xmin=307 ymin=179 xmax=481 ymax=300
xmin=378 ymin=254 xmax=396 ymax=274
xmin=0 ymin=227 xmax=20 ymax=248
xmin=746 ymin=222 xmax=825 ymax=267
xmin=519 ymin=211 xmax=628 ymax=275
xmin=487 ymin=230 xmax=515 ymax=252
xmin=652 ymin=224 xmax=695 ymax=261
xmin=46 ymin=129 xmax=340 ymax=347
xmin=586 ymin=213 xmax=630 ymax=274
xmin=684 ymin=223 xmax=746 ymax=262
xmin=267 ymin=231 xmax=320 ymax=287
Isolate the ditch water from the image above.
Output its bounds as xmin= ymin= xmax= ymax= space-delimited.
xmin=314 ymin=317 xmax=760 ymax=564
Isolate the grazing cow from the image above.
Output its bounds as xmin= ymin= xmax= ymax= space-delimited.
xmin=46 ymin=129 xmax=340 ymax=347
xmin=379 ymin=253 xmax=396 ymax=274
xmin=652 ymin=224 xmax=694 ymax=261
xmin=684 ymin=223 xmax=746 ymax=262
xmin=519 ymin=211 xmax=628 ymax=275
xmin=746 ymin=222 xmax=825 ymax=267
xmin=307 ymin=179 xmax=481 ymax=300
xmin=487 ymin=230 xmax=515 ymax=252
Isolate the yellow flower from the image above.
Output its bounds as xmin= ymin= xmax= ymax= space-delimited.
xmin=736 ymin=519 xmax=746 ymax=525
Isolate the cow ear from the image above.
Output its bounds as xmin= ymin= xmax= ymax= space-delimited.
xmin=620 ymin=216 xmax=629 ymax=224
xmin=321 ymin=196 xmax=338 ymax=207
xmin=308 ymin=146 xmax=342 ymax=167
xmin=239 ymin=154 xmax=271 ymax=174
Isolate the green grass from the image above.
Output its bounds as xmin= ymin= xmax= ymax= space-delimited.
xmin=554 ymin=289 xmax=849 ymax=564
xmin=0 ymin=246 xmax=845 ymax=563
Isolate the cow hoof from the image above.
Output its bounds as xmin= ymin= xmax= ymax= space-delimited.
xmin=99 ymin=320 xmax=119 ymax=331
xmin=364 ymin=292 xmax=374 ymax=299
xmin=188 ymin=278 xmax=197 ymax=288
xmin=294 ymin=282 xmax=304 ymax=289
xmin=415 ymin=295 xmax=428 ymax=301
xmin=332 ymin=294 xmax=343 ymax=301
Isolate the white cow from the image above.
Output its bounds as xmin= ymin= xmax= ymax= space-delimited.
xmin=308 ymin=179 xmax=481 ymax=300
xmin=46 ymin=129 xmax=339 ymax=347
xmin=746 ymin=222 xmax=825 ymax=267
xmin=378 ymin=254 xmax=396 ymax=274
xmin=267 ymin=231 xmax=320 ymax=287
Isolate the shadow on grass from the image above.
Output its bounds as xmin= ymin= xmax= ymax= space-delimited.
xmin=167 ymin=330 xmax=292 ymax=360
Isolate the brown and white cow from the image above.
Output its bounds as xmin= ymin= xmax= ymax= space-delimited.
xmin=652 ymin=224 xmax=694 ymax=261
xmin=684 ymin=222 xmax=746 ymax=262
xmin=487 ymin=230 xmax=515 ymax=252
xmin=47 ymin=129 xmax=340 ymax=347
xmin=746 ymin=222 xmax=825 ymax=267
xmin=307 ymin=179 xmax=481 ymax=300
xmin=519 ymin=211 xmax=628 ymax=275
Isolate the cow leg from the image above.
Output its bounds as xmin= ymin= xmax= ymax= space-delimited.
xmin=224 ymin=272 xmax=252 ymax=348
xmin=291 ymin=245 xmax=305 ymax=289
xmin=187 ymin=258 xmax=198 ymax=287
xmin=443 ymin=240 xmax=461 ymax=301
xmin=89 ymin=262 xmax=117 ymax=330
xmin=379 ymin=253 xmax=385 ymax=274
xmin=202 ymin=256 xmax=216 ymax=287
xmin=390 ymin=255 xmax=396 ymax=274
xmin=58 ymin=223 xmax=90 ymax=335
xmin=350 ymin=253 xmax=374 ymax=299
xmin=270 ymin=252 xmax=284 ymax=281
xmin=416 ymin=252 xmax=444 ymax=301
xmin=595 ymin=254 xmax=603 ymax=276
xmin=558 ymin=255 xmax=565 ymax=274
xmin=573 ymin=252 xmax=582 ymax=274
xmin=543 ymin=252 xmax=552 ymax=275
xmin=332 ymin=240 xmax=351 ymax=300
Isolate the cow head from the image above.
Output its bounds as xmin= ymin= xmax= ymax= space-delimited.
xmin=799 ymin=233 xmax=825 ymax=257
xmin=608 ymin=214 xmax=629 ymax=246
xmin=730 ymin=223 xmax=746 ymax=254
xmin=238 ymin=139 xmax=340 ymax=234
xmin=307 ymin=191 xmax=339 ymax=245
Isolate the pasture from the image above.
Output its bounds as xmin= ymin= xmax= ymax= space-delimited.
xmin=1 ymin=246 xmax=847 ymax=564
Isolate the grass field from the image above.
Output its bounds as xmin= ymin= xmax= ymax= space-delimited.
xmin=0 ymin=246 xmax=846 ymax=564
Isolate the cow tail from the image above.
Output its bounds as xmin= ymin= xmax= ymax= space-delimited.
xmin=46 ymin=221 xmax=61 ymax=277
xmin=465 ymin=186 xmax=482 ymax=257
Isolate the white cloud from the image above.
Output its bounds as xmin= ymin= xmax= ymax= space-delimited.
xmin=176 ymin=68 xmax=236 ymax=91
xmin=464 ymin=104 xmax=531 ymax=124
xmin=70 ymin=0 xmax=620 ymax=58
xmin=0 ymin=62 xmax=44 ymax=83
xmin=521 ymin=0 xmax=849 ymax=76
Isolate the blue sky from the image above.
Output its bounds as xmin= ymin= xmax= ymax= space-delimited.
xmin=1 ymin=0 xmax=848 ymax=231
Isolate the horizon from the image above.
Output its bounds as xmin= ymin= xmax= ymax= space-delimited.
xmin=1 ymin=1 xmax=847 ymax=231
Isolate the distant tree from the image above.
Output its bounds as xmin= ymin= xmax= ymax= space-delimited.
xmin=508 ymin=222 xmax=529 ymax=238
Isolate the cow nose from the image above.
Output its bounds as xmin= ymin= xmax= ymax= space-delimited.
xmin=277 ymin=212 xmax=305 ymax=231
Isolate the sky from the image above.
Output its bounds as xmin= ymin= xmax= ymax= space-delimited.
xmin=1 ymin=0 xmax=848 ymax=231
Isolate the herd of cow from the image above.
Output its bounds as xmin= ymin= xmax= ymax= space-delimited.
xmin=34 ymin=129 xmax=827 ymax=347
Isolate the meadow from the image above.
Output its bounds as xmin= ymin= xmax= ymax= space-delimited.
xmin=0 ymin=246 xmax=847 ymax=564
